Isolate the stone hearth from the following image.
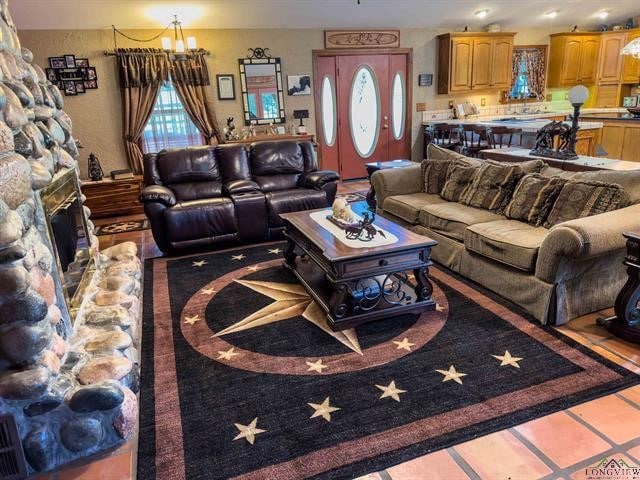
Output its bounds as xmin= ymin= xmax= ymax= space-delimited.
xmin=0 ymin=0 xmax=141 ymax=476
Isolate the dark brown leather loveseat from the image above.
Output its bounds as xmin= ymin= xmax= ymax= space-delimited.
xmin=139 ymin=140 xmax=339 ymax=253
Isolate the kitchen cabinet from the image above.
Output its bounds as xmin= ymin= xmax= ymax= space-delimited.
xmin=574 ymin=128 xmax=600 ymax=156
xmin=437 ymin=32 xmax=515 ymax=94
xmin=621 ymin=30 xmax=640 ymax=84
xmin=598 ymin=120 xmax=640 ymax=162
xmin=548 ymin=33 xmax=601 ymax=87
xmin=594 ymin=84 xmax=622 ymax=108
xmin=597 ymin=32 xmax=626 ymax=84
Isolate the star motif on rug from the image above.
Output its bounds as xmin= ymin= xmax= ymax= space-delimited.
xmin=436 ymin=303 xmax=445 ymax=312
xmin=218 ymin=347 xmax=239 ymax=360
xmin=233 ymin=418 xmax=265 ymax=445
xmin=184 ymin=315 xmax=200 ymax=325
xmin=232 ymin=254 xmax=246 ymax=261
xmin=375 ymin=380 xmax=406 ymax=402
xmin=492 ymin=350 xmax=523 ymax=368
xmin=212 ymin=280 xmax=362 ymax=354
xmin=436 ymin=365 xmax=467 ymax=384
xmin=268 ymin=248 xmax=282 ymax=254
xmin=200 ymin=288 xmax=215 ymax=295
xmin=393 ymin=337 xmax=415 ymax=351
xmin=308 ymin=397 xmax=340 ymax=422
xmin=247 ymin=265 xmax=261 ymax=272
xmin=192 ymin=260 xmax=207 ymax=267
xmin=306 ymin=359 xmax=328 ymax=373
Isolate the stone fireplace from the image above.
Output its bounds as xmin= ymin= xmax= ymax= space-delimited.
xmin=0 ymin=0 xmax=141 ymax=477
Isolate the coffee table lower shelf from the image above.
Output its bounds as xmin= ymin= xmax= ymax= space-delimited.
xmin=283 ymin=252 xmax=436 ymax=331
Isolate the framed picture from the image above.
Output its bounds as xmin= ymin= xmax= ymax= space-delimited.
xmin=324 ymin=29 xmax=400 ymax=49
xmin=45 ymin=68 xmax=58 ymax=82
xmin=287 ymin=75 xmax=311 ymax=96
xmin=56 ymin=81 xmax=64 ymax=90
xmin=86 ymin=67 xmax=97 ymax=80
xmin=63 ymin=81 xmax=77 ymax=96
xmin=84 ymin=79 xmax=98 ymax=89
xmin=49 ymin=56 xmax=66 ymax=69
xmin=64 ymin=54 xmax=76 ymax=68
xmin=75 ymin=58 xmax=89 ymax=68
xmin=75 ymin=81 xmax=85 ymax=93
xmin=216 ymin=74 xmax=235 ymax=100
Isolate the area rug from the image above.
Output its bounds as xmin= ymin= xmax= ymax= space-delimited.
xmin=137 ymin=243 xmax=639 ymax=480
xmin=94 ymin=219 xmax=150 ymax=235
xmin=335 ymin=190 xmax=368 ymax=203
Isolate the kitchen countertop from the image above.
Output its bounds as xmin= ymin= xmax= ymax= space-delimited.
xmin=425 ymin=118 xmax=603 ymax=133
xmin=580 ymin=113 xmax=640 ymax=121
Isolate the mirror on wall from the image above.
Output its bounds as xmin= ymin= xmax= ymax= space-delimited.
xmin=239 ymin=50 xmax=285 ymax=125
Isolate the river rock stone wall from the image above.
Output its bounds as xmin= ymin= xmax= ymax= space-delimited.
xmin=0 ymin=0 xmax=140 ymax=475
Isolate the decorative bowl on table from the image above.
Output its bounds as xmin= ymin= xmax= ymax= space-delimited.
xmin=627 ymin=107 xmax=640 ymax=118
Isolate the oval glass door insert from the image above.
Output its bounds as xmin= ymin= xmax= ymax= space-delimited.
xmin=321 ymin=75 xmax=336 ymax=147
xmin=349 ymin=66 xmax=380 ymax=158
xmin=391 ymin=72 xmax=405 ymax=140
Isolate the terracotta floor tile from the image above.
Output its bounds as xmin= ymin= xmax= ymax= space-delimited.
xmin=387 ymin=449 xmax=469 ymax=480
xmin=565 ymin=314 xmax=613 ymax=343
xmin=599 ymin=338 xmax=640 ymax=365
xmin=619 ymin=385 xmax=640 ymax=407
xmin=57 ymin=452 xmax=133 ymax=480
xmin=555 ymin=325 xmax=593 ymax=346
xmin=569 ymin=453 xmax=639 ymax=480
xmin=570 ymin=395 xmax=640 ymax=445
xmin=353 ymin=474 xmax=384 ymax=480
xmin=453 ymin=430 xmax=552 ymax=479
xmin=627 ymin=445 xmax=640 ymax=463
xmin=514 ymin=411 xmax=610 ymax=468
xmin=584 ymin=344 xmax=640 ymax=374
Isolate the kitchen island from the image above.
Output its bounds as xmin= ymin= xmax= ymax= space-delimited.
xmin=580 ymin=113 xmax=640 ymax=162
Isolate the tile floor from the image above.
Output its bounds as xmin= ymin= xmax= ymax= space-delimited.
xmin=32 ymin=180 xmax=640 ymax=479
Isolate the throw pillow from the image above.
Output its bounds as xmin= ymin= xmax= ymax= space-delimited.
xmin=461 ymin=161 xmax=525 ymax=213
xmin=440 ymin=164 xmax=479 ymax=202
xmin=504 ymin=174 xmax=566 ymax=226
xmin=421 ymin=159 xmax=453 ymax=194
xmin=543 ymin=180 xmax=628 ymax=227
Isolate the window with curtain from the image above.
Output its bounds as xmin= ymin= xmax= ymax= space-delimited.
xmin=508 ymin=46 xmax=547 ymax=101
xmin=141 ymin=80 xmax=204 ymax=153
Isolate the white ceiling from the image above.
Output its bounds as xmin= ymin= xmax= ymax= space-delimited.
xmin=9 ymin=0 xmax=640 ymax=31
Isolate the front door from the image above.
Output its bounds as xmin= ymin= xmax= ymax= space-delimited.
xmin=314 ymin=50 xmax=412 ymax=180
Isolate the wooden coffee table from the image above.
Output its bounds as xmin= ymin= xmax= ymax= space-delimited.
xmin=280 ymin=207 xmax=438 ymax=331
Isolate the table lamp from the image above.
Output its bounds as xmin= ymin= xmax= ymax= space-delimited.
xmin=293 ymin=109 xmax=309 ymax=134
xmin=565 ymin=85 xmax=589 ymax=159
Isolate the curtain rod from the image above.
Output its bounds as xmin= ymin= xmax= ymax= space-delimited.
xmin=103 ymin=50 xmax=210 ymax=57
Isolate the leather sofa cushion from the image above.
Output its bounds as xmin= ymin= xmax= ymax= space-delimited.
xmin=419 ymin=202 xmax=503 ymax=241
xmin=265 ymin=189 xmax=328 ymax=227
xmin=216 ymin=144 xmax=251 ymax=182
xmin=170 ymin=181 xmax=223 ymax=201
xmin=157 ymin=146 xmax=220 ymax=185
xmin=464 ymin=219 xmax=549 ymax=272
xmin=383 ymin=193 xmax=447 ymax=224
xmin=250 ymin=141 xmax=304 ymax=175
xmin=164 ymin=198 xmax=237 ymax=243
xmin=254 ymin=174 xmax=301 ymax=192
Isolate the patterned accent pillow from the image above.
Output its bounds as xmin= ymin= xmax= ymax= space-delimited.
xmin=461 ymin=162 xmax=525 ymax=212
xmin=504 ymin=174 xmax=566 ymax=226
xmin=421 ymin=159 xmax=452 ymax=193
xmin=440 ymin=164 xmax=479 ymax=202
xmin=543 ymin=180 xmax=628 ymax=227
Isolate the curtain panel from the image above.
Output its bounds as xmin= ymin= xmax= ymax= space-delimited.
xmin=116 ymin=49 xmax=170 ymax=173
xmin=510 ymin=47 xmax=547 ymax=101
xmin=170 ymin=51 xmax=222 ymax=145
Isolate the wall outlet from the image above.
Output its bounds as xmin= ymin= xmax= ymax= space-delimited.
xmin=448 ymin=100 xmax=454 ymax=109
xmin=547 ymin=93 xmax=553 ymax=101
xmin=564 ymin=93 xmax=569 ymax=100
xmin=480 ymin=98 xmax=486 ymax=106
xmin=416 ymin=102 xmax=426 ymax=112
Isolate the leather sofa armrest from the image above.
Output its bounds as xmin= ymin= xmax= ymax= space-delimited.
xmin=224 ymin=179 xmax=261 ymax=195
xmin=371 ymin=164 xmax=422 ymax=209
xmin=139 ymin=185 xmax=176 ymax=207
xmin=302 ymin=170 xmax=339 ymax=189
xmin=535 ymin=204 xmax=640 ymax=282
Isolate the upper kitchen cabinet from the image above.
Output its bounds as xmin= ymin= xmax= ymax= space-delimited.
xmin=438 ymin=32 xmax=515 ymax=94
xmin=597 ymin=32 xmax=626 ymax=84
xmin=547 ymin=33 xmax=601 ymax=87
xmin=621 ymin=29 xmax=640 ymax=84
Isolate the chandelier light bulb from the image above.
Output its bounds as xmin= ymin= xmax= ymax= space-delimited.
xmin=161 ymin=37 xmax=172 ymax=50
xmin=187 ymin=36 xmax=197 ymax=50
xmin=175 ymin=39 xmax=185 ymax=53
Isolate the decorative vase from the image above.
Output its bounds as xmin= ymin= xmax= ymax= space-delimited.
xmin=88 ymin=152 xmax=103 ymax=181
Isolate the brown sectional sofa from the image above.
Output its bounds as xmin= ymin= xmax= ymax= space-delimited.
xmin=371 ymin=146 xmax=640 ymax=325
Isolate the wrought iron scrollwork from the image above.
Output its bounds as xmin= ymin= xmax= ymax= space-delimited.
xmin=352 ymin=272 xmax=412 ymax=313
xmin=246 ymin=47 xmax=272 ymax=59
xmin=382 ymin=272 xmax=410 ymax=306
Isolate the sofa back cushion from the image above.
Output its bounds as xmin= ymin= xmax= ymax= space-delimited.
xmin=250 ymin=141 xmax=306 ymax=191
xmin=157 ymin=146 xmax=220 ymax=185
xmin=421 ymin=155 xmax=477 ymax=194
xmin=543 ymin=179 xmax=628 ymax=227
xmin=216 ymin=143 xmax=251 ymax=182
xmin=440 ymin=164 xmax=478 ymax=202
xmin=504 ymin=174 xmax=565 ymax=226
xmin=426 ymin=143 xmax=481 ymax=166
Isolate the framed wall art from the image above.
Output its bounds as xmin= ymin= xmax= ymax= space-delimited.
xmin=216 ymin=74 xmax=235 ymax=100
xmin=324 ymin=30 xmax=400 ymax=49
xmin=287 ymin=75 xmax=311 ymax=95
xmin=46 ymin=55 xmax=99 ymax=96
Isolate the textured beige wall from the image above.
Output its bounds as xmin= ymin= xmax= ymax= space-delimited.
xmin=19 ymin=27 xmax=561 ymax=177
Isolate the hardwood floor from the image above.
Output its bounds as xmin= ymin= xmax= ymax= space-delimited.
xmin=37 ymin=180 xmax=640 ymax=480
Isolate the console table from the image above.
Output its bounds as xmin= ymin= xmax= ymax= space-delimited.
xmin=225 ymin=133 xmax=315 ymax=146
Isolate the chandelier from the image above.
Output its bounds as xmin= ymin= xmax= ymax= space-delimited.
xmin=621 ymin=37 xmax=640 ymax=59
xmin=161 ymin=15 xmax=196 ymax=53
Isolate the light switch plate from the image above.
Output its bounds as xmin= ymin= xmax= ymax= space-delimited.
xmin=416 ymin=102 xmax=426 ymax=112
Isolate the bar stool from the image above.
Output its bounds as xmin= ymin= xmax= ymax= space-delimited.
xmin=423 ymin=123 xmax=460 ymax=158
xmin=459 ymin=124 xmax=491 ymax=158
xmin=487 ymin=126 xmax=523 ymax=149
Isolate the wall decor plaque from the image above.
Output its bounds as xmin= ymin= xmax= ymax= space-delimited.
xmin=324 ymin=30 xmax=400 ymax=49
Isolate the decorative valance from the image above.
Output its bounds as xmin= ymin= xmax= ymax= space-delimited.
xmin=170 ymin=50 xmax=211 ymax=86
xmin=115 ymin=48 xmax=170 ymax=88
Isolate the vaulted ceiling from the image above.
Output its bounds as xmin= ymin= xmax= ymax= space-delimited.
xmin=9 ymin=0 xmax=640 ymax=31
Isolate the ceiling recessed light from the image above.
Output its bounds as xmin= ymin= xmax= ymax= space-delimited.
xmin=597 ymin=11 xmax=609 ymax=19
xmin=545 ymin=10 xmax=559 ymax=18
xmin=474 ymin=9 xmax=489 ymax=18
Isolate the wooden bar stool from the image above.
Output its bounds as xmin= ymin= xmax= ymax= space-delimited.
xmin=423 ymin=123 xmax=460 ymax=158
xmin=487 ymin=126 xmax=523 ymax=149
xmin=459 ymin=124 xmax=490 ymax=158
